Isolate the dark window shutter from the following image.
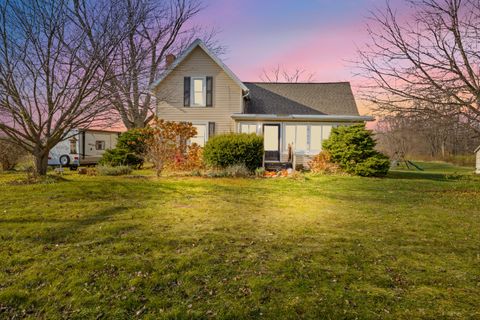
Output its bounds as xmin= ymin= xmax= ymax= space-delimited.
xmin=184 ymin=77 xmax=190 ymax=107
xmin=208 ymin=122 xmax=215 ymax=138
xmin=206 ymin=76 xmax=213 ymax=107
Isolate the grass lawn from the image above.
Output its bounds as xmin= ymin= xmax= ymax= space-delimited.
xmin=0 ymin=162 xmax=479 ymax=319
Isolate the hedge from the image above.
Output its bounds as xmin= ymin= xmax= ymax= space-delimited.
xmin=203 ymin=133 xmax=263 ymax=171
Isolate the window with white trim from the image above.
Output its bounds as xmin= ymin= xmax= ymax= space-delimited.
xmin=285 ymin=125 xmax=308 ymax=152
xmin=190 ymin=124 xmax=207 ymax=146
xmin=285 ymin=124 xmax=334 ymax=154
xmin=240 ymin=124 xmax=257 ymax=134
xmin=191 ymin=77 xmax=206 ymax=106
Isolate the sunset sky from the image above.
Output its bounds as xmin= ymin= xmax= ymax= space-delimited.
xmin=192 ymin=0 xmax=410 ymax=114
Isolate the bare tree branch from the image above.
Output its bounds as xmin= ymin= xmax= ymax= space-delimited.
xmin=261 ymin=64 xmax=315 ymax=83
xmin=0 ymin=0 xmax=120 ymax=175
xmin=82 ymin=0 xmax=223 ymax=129
xmin=356 ymin=0 xmax=480 ymax=135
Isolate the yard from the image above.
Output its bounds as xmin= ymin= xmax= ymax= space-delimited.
xmin=0 ymin=162 xmax=479 ymax=319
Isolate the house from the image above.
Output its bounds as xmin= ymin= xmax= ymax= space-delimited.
xmin=150 ymin=39 xmax=373 ymax=167
xmin=475 ymin=145 xmax=480 ymax=174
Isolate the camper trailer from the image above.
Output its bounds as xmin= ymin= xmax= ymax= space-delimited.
xmin=48 ymin=129 xmax=120 ymax=169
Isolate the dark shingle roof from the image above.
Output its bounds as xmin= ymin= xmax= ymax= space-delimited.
xmin=243 ymin=82 xmax=359 ymax=116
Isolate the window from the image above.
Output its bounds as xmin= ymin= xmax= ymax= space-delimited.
xmin=95 ymin=141 xmax=105 ymax=150
xmin=284 ymin=124 xmax=334 ymax=154
xmin=191 ymin=77 xmax=206 ymax=106
xmin=240 ymin=124 xmax=257 ymax=134
xmin=310 ymin=125 xmax=322 ymax=152
xmin=322 ymin=125 xmax=332 ymax=141
xmin=69 ymin=137 xmax=78 ymax=154
xmin=190 ymin=124 xmax=207 ymax=146
xmin=285 ymin=125 xmax=308 ymax=152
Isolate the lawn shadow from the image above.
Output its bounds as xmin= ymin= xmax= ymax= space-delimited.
xmin=22 ymin=206 xmax=131 ymax=245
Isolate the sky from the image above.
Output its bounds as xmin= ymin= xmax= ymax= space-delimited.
xmin=192 ymin=0 xmax=410 ymax=114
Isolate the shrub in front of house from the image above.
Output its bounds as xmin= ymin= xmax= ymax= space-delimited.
xmin=116 ymin=129 xmax=151 ymax=155
xmin=99 ymin=129 xmax=150 ymax=168
xmin=203 ymin=133 xmax=263 ymax=171
xmin=308 ymin=151 xmax=341 ymax=174
xmin=353 ymin=154 xmax=390 ymax=177
xmin=322 ymin=124 xmax=390 ymax=177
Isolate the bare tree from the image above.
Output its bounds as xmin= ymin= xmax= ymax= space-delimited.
xmin=79 ymin=0 xmax=221 ymax=129
xmin=261 ymin=64 xmax=315 ymax=83
xmin=357 ymin=0 xmax=480 ymax=135
xmin=0 ymin=0 xmax=120 ymax=175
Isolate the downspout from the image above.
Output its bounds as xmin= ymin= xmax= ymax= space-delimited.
xmin=241 ymin=89 xmax=250 ymax=114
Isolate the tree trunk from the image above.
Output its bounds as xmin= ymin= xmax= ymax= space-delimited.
xmin=34 ymin=151 xmax=49 ymax=176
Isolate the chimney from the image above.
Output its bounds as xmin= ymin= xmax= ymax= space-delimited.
xmin=166 ymin=54 xmax=176 ymax=68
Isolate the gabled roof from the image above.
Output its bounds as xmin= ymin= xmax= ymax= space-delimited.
xmin=243 ymin=82 xmax=360 ymax=116
xmin=149 ymin=39 xmax=248 ymax=92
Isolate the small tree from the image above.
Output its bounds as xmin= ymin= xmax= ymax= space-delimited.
xmin=323 ymin=124 xmax=390 ymax=177
xmin=0 ymin=139 xmax=26 ymax=171
xmin=143 ymin=118 xmax=197 ymax=177
xmin=99 ymin=129 xmax=151 ymax=168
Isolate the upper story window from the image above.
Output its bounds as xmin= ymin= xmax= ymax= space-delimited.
xmin=184 ymin=76 xmax=213 ymax=107
xmin=191 ymin=77 xmax=206 ymax=106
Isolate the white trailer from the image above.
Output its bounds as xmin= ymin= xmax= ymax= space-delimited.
xmin=48 ymin=129 xmax=120 ymax=169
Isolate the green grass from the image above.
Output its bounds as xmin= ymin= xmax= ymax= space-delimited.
xmin=0 ymin=163 xmax=479 ymax=319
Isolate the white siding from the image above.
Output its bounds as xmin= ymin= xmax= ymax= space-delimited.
xmin=154 ymin=47 xmax=243 ymax=135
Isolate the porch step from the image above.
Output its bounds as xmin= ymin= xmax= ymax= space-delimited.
xmin=264 ymin=162 xmax=292 ymax=171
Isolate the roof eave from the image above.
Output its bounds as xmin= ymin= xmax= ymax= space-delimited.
xmin=231 ymin=114 xmax=375 ymax=122
xmin=149 ymin=39 xmax=248 ymax=92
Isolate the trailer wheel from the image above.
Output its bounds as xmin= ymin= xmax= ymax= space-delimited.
xmin=59 ymin=155 xmax=70 ymax=166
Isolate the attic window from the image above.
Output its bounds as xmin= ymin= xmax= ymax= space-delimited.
xmin=191 ymin=77 xmax=206 ymax=106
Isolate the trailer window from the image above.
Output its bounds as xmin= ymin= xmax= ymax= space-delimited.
xmin=95 ymin=141 xmax=105 ymax=150
xmin=69 ymin=137 xmax=78 ymax=154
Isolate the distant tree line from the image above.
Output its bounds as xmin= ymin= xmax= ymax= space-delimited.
xmin=375 ymin=111 xmax=480 ymax=165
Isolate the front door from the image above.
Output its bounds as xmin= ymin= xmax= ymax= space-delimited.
xmin=263 ymin=124 xmax=280 ymax=161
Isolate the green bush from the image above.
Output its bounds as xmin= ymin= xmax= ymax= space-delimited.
xmin=96 ymin=165 xmax=132 ymax=176
xmin=322 ymin=124 xmax=390 ymax=177
xmin=116 ymin=129 xmax=150 ymax=155
xmin=99 ymin=129 xmax=150 ymax=168
xmin=203 ymin=133 xmax=263 ymax=171
xmin=353 ymin=154 xmax=390 ymax=177
xmin=99 ymin=148 xmax=143 ymax=168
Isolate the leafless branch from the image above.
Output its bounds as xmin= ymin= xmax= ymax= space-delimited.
xmin=356 ymin=0 xmax=480 ymax=135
